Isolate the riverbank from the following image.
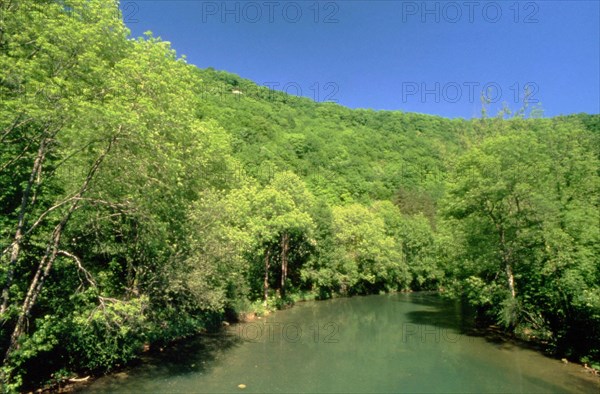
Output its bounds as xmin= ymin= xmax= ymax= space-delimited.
xmin=468 ymin=324 xmax=599 ymax=376
xmin=30 ymin=298 xmax=284 ymax=392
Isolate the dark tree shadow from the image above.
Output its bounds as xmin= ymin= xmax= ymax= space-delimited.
xmin=74 ymin=330 xmax=243 ymax=392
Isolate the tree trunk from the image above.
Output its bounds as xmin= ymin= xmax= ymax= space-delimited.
xmin=505 ymin=260 xmax=516 ymax=299
xmin=263 ymin=248 xmax=270 ymax=305
xmin=498 ymin=226 xmax=516 ymax=299
xmin=2 ymin=134 xmax=116 ymax=377
xmin=1 ymin=138 xmax=47 ymax=316
xmin=280 ymin=232 xmax=289 ymax=299
xmin=5 ymin=220 xmax=66 ymax=363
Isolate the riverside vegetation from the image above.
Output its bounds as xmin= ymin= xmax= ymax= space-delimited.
xmin=0 ymin=0 xmax=598 ymax=391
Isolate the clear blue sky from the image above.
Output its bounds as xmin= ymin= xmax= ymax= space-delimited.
xmin=121 ymin=1 xmax=599 ymax=118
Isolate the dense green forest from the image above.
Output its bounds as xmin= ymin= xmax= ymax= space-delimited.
xmin=1 ymin=1 xmax=598 ymax=390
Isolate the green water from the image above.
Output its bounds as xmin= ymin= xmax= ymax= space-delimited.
xmin=82 ymin=293 xmax=599 ymax=393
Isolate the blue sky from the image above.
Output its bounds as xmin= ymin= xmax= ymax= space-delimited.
xmin=121 ymin=1 xmax=599 ymax=118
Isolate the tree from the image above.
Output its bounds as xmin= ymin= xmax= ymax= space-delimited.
xmin=0 ymin=1 xmax=237 ymax=388
xmin=331 ymin=203 xmax=409 ymax=294
xmin=249 ymin=172 xmax=315 ymax=303
xmin=442 ymin=122 xmax=599 ymax=363
xmin=1 ymin=1 xmax=131 ymax=385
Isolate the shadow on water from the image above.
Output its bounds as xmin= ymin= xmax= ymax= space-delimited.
xmin=401 ymin=292 xmax=476 ymax=334
xmin=402 ymin=292 xmax=537 ymax=347
xmin=75 ymin=330 xmax=243 ymax=392
xmin=400 ymin=293 xmax=599 ymax=393
xmin=148 ymin=332 xmax=243 ymax=374
xmin=401 ymin=292 xmax=575 ymax=380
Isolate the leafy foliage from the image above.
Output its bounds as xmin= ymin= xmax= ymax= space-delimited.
xmin=0 ymin=0 xmax=598 ymax=390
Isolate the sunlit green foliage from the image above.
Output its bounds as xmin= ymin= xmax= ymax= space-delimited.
xmin=0 ymin=0 xmax=598 ymax=390
xmin=441 ymin=118 xmax=599 ymax=361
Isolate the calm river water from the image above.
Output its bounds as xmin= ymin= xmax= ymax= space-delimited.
xmin=82 ymin=293 xmax=599 ymax=393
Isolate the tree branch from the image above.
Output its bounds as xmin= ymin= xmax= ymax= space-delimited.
xmin=58 ymin=250 xmax=96 ymax=288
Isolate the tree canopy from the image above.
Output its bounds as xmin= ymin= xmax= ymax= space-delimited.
xmin=0 ymin=0 xmax=598 ymax=390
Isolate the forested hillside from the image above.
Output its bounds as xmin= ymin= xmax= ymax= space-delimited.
xmin=1 ymin=1 xmax=598 ymax=390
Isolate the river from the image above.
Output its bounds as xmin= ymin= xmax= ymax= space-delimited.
xmin=81 ymin=293 xmax=599 ymax=393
